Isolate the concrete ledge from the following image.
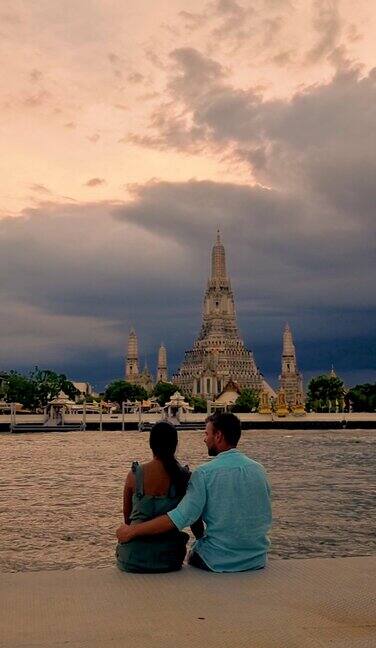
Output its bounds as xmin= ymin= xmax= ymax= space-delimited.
xmin=1 ymin=557 xmax=375 ymax=648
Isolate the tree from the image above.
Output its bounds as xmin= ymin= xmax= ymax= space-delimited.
xmin=189 ymin=396 xmax=207 ymax=413
xmin=4 ymin=372 xmax=39 ymax=411
xmin=0 ymin=372 xmax=8 ymax=399
xmin=346 ymin=383 xmax=376 ymax=412
xmin=30 ymin=368 xmax=79 ymax=406
xmin=152 ymin=382 xmax=176 ymax=406
xmin=3 ymin=368 xmax=79 ymax=411
xmin=306 ymin=375 xmax=345 ymax=412
xmin=232 ymin=389 xmax=260 ymax=413
xmin=104 ymin=380 xmax=147 ymax=406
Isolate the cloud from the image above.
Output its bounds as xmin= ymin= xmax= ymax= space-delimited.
xmin=87 ymin=133 xmax=100 ymax=143
xmin=346 ymin=23 xmax=363 ymax=43
xmin=29 ymin=184 xmax=52 ymax=194
xmin=305 ymin=0 xmax=342 ymax=64
xmin=22 ymin=90 xmax=50 ymax=108
xmin=30 ymin=69 xmax=43 ymax=83
xmin=127 ymin=72 xmax=144 ymax=84
xmin=169 ymin=47 xmax=227 ymax=97
xmin=108 ymin=52 xmax=121 ymax=65
xmin=0 ymin=299 xmax=122 ymax=367
xmin=272 ymin=49 xmax=296 ymax=66
xmin=129 ymin=47 xmax=376 ymax=232
xmin=1 ymin=186 xmax=374 ymax=384
xmin=85 ymin=178 xmax=106 ymax=187
xmin=178 ymin=10 xmax=208 ymax=32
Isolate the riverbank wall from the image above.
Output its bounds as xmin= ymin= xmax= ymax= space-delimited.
xmin=1 ymin=412 xmax=376 ymax=432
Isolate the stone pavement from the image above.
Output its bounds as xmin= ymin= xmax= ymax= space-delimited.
xmin=1 ymin=556 xmax=375 ymax=648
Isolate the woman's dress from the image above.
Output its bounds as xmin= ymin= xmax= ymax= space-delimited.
xmin=116 ymin=462 xmax=189 ymax=573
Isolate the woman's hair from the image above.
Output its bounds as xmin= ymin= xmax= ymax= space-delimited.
xmin=149 ymin=422 xmax=189 ymax=496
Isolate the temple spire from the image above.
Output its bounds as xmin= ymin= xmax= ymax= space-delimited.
xmin=157 ymin=342 xmax=168 ymax=382
xmin=211 ymin=229 xmax=227 ymax=279
xmin=174 ymin=234 xmax=264 ymax=398
xmin=283 ymin=322 xmax=295 ymax=356
xmin=280 ymin=323 xmax=304 ymax=409
xmin=125 ymin=328 xmax=139 ymax=379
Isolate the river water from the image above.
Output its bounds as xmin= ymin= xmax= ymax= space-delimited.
xmin=0 ymin=429 xmax=375 ymax=572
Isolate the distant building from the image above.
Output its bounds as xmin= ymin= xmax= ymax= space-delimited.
xmin=156 ymin=343 xmax=168 ymax=383
xmin=279 ymin=323 xmax=303 ymax=408
xmin=125 ymin=329 xmax=155 ymax=394
xmin=125 ymin=328 xmax=139 ymax=382
xmin=139 ymin=362 xmax=154 ymax=394
xmin=173 ymin=231 xmax=267 ymax=399
xmin=72 ymin=382 xmax=95 ymax=400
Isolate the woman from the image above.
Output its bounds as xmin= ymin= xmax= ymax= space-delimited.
xmin=116 ymin=421 xmax=203 ymax=573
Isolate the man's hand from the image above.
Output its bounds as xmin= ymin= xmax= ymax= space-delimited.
xmin=116 ymin=523 xmax=136 ymax=543
xmin=116 ymin=515 xmax=175 ymax=542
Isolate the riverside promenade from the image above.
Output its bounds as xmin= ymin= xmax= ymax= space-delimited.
xmin=2 ymin=412 xmax=376 ymax=432
xmin=1 ymin=556 xmax=375 ymax=648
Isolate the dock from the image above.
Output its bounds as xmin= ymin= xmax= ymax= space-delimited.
xmin=1 ymin=556 xmax=375 ymax=647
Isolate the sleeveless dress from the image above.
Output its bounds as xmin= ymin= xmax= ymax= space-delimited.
xmin=116 ymin=462 xmax=190 ymax=573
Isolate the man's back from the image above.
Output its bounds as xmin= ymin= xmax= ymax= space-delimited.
xmin=168 ymin=449 xmax=272 ymax=572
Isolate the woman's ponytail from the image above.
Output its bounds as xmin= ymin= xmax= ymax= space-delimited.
xmin=149 ymin=422 xmax=189 ymax=495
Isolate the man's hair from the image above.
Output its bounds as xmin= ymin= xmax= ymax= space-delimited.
xmin=206 ymin=412 xmax=241 ymax=446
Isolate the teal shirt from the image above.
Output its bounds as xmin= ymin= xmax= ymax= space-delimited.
xmin=167 ymin=449 xmax=272 ymax=572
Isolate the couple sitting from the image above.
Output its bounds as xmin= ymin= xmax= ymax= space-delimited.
xmin=116 ymin=412 xmax=272 ymax=573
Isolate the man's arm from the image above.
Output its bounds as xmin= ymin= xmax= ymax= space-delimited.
xmin=116 ymin=469 xmax=207 ymax=543
xmin=117 ymin=515 xmax=173 ymax=543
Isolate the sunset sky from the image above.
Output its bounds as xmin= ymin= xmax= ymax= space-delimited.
xmin=1 ymin=0 xmax=375 ymax=389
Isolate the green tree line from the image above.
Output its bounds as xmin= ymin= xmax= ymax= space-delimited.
xmin=2 ymin=370 xmax=375 ymax=413
xmin=0 ymin=369 xmax=78 ymax=411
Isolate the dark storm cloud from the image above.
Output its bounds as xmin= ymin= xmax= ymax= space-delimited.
xmin=115 ymin=180 xmax=375 ymax=313
xmin=1 ymin=182 xmax=375 ymax=384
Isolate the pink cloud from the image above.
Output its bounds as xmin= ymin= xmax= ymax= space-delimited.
xmin=85 ymin=178 xmax=106 ymax=187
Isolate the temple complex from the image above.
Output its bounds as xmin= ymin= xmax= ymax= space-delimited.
xmin=279 ymin=323 xmax=304 ymax=408
xmin=124 ymin=236 xmax=303 ymax=403
xmin=173 ymin=232 xmax=265 ymax=399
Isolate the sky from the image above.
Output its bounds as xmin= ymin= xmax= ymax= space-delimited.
xmin=1 ymin=0 xmax=375 ymax=391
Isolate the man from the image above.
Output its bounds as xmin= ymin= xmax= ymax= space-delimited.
xmin=116 ymin=412 xmax=272 ymax=572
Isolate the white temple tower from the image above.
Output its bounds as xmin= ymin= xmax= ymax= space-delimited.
xmin=279 ymin=323 xmax=304 ymax=407
xmin=125 ymin=328 xmax=139 ymax=381
xmin=157 ymin=343 xmax=168 ymax=382
xmin=174 ymin=231 xmax=263 ymax=398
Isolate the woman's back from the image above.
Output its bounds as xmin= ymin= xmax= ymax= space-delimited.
xmin=116 ymin=455 xmax=190 ymax=573
xmin=129 ymin=459 xmax=188 ymax=524
xmin=139 ymin=459 xmax=175 ymax=495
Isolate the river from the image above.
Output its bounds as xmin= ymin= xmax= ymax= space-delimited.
xmin=0 ymin=429 xmax=375 ymax=571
